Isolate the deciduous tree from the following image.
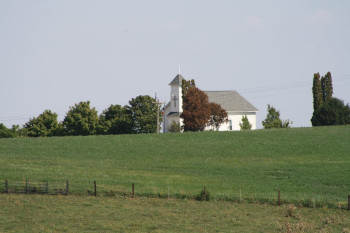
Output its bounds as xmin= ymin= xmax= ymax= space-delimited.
xmin=0 ymin=123 xmax=16 ymax=138
xmin=181 ymin=87 xmax=211 ymax=131
xmin=10 ymin=124 xmax=27 ymax=137
xmin=24 ymin=110 xmax=58 ymax=137
xmin=63 ymin=101 xmax=99 ymax=136
xmin=97 ymin=105 xmax=133 ymax=135
xmin=128 ymin=95 xmax=162 ymax=133
xmin=311 ymin=98 xmax=350 ymax=126
xmin=207 ymin=102 xmax=228 ymax=130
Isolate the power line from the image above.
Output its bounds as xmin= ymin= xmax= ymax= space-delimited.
xmin=247 ymin=88 xmax=311 ymax=99
xmin=238 ymin=74 xmax=350 ymax=95
xmin=1 ymin=74 xmax=349 ymax=123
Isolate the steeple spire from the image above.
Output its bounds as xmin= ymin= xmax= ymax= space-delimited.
xmin=178 ymin=65 xmax=181 ymax=75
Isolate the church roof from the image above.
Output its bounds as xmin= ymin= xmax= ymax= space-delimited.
xmin=169 ymin=74 xmax=184 ymax=85
xmin=205 ymin=91 xmax=258 ymax=112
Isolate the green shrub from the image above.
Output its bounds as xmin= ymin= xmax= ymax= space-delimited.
xmin=196 ymin=187 xmax=211 ymax=201
xmin=168 ymin=121 xmax=181 ymax=132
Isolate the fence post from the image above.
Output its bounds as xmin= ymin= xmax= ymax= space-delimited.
xmin=348 ymin=195 xmax=350 ymax=211
xmin=94 ymin=181 xmax=97 ymax=197
xmin=132 ymin=183 xmax=134 ymax=198
xmin=45 ymin=181 xmax=49 ymax=194
xmin=278 ymin=191 xmax=281 ymax=205
xmin=5 ymin=180 xmax=8 ymax=193
xmin=239 ymin=188 xmax=242 ymax=202
xmin=65 ymin=180 xmax=69 ymax=195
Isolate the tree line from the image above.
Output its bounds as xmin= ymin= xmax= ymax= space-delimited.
xmin=2 ymin=71 xmax=347 ymax=138
xmin=0 ymin=95 xmax=162 ymax=138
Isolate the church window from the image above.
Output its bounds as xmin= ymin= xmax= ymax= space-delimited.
xmin=229 ymin=120 xmax=232 ymax=130
xmin=172 ymin=95 xmax=178 ymax=108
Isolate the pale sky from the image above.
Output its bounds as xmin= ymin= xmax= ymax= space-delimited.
xmin=1 ymin=1 xmax=350 ymax=129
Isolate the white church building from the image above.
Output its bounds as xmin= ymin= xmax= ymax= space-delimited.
xmin=163 ymin=73 xmax=258 ymax=132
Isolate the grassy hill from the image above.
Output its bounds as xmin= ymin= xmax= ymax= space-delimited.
xmin=0 ymin=125 xmax=349 ymax=207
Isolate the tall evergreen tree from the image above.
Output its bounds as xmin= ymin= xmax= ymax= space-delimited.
xmin=262 ymin=105 xmax=290 ymax=129
xmin=312 ymin=73 xmax=323 ymax=112
xmin=239 ymin=115 xmax=252 ymax=130
xmin=312 ymin=71 xmax=334 ymax=126
xmin=321 ymin=71 xmax=333 ymax=102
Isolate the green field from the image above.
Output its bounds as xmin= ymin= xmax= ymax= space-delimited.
xmin=0 ymin=126 xmax=350 ymax=207
xmin=1 ymin=194 xmax=350 ymax=233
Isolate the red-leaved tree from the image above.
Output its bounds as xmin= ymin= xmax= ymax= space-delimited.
xmin=181 ymin=87 xmax=211 ymax=131
xmin=207 ymin=102 xmax=228 ymax=130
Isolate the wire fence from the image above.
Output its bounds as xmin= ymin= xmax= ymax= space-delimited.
xmin=0 ymin=180 xmax=349 ymax=210
xmin=0 ymin=180 xmax=67 ymax=195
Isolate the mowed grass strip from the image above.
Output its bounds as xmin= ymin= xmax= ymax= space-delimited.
xmin=0 ymin=194 xmax=350 ymax=233
xmin=0 ymin=125 xmax=349 ymax=206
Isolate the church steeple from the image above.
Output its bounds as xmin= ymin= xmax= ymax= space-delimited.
xmin=163 ymin=72 xmax=185 ymax=132
xmin=169 ymin=73 xmax=184 ymax=86
xmin=168 ymin=72 xmax=184 ymax=114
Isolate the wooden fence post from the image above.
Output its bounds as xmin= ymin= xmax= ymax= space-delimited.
xmin=168 ymin=185 xmax=170 ymax=199
xmin=94 ymin=181 xmax=97 ymax=197
xmin=278 ymin=191 xmax=281 ymax=206
xmin=5 ymin=180 xmax=8 ymax=193
xmin=45 ymin=180 xmax=49 ymax=194
xmin=65 ymin=180 xmax=69 ymax=195
xmin=239 ymin=188 xmax=242 ymax=202
xmin=132 ymin=183 xmax=134 ymax=198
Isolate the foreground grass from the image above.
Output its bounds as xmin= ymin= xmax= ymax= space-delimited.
xmin=0 ymin=126 xmax=350 ymax=207
xmin=0 ymin=194 xmax=350 ymax=233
